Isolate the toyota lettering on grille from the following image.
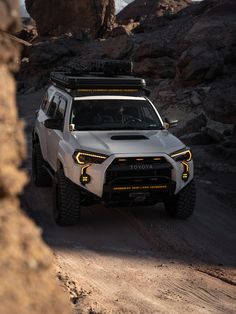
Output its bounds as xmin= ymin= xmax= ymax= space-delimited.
xmin=130 ymin=164 xmax=153 ymax=170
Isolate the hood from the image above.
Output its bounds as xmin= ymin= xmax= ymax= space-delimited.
xmin=71 ymin=130 xmax=185 ymax=156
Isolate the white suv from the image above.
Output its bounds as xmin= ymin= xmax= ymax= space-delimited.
xmin=32 ymin=68 xmax=195 ymax=226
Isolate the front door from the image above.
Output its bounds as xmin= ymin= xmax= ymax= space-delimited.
xmin=45 ymin=94 xmax=67 ymax=171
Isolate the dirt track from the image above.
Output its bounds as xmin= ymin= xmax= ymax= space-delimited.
xmin=18 ymin=91 xmax=236 ymax=313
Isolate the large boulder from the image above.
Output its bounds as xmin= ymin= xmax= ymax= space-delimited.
xmin=25 ymin=0 xmax=115 ymax=37
xmin=176 ymin=0 xmax=236 ymax=84
xmin=0 ymin=1 xmax=71 ymax=313
xmin=102 ymin=34 xmax=134 ymax=59
xmin=133 ymin=42 xmax=175 ymax=78
xmin=203 ymin=84 xmax=236 ymax=125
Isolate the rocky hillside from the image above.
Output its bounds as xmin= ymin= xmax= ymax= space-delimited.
xmin=132 ymin=0 xmax=236 ymax=142
xmin=18 ymin=0 xmax=236 ymax=152
xmin=0 ymin=1 xmax=71 ymax=313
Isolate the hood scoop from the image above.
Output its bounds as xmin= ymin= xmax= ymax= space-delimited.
xmin=111 ymin=135 xmax=148 ymax=140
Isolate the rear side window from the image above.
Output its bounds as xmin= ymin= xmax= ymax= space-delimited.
xmin=41 ymin=91 xmax=50 ymax=113
xmin=47 ymin=95 xmax=60 ymax=118
xmin=55 ymin=98 xmax=67 ymax=120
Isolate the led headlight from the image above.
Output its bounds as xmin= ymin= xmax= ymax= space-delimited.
xmin=73 ymin=150 xmax=108 ymax=165
xmin=170 ymin=149 xmax=192 ymax=162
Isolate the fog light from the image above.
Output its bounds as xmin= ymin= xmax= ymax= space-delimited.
xmin=80 ymin=174 xmax=91 ymax=185
xmin=80 ymin=165 xmax=91 ymax=186
xmin=182 ymin=172 xmax=189 ymax=182
xmin=182 ymin=162 xmax=190 ymax=182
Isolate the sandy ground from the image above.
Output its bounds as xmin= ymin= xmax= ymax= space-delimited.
xmin=18 ymin=90 xmax=236 ymax=313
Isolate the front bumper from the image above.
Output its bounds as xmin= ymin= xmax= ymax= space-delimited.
xmin=66 ymin=152 xmax=194 ymax=199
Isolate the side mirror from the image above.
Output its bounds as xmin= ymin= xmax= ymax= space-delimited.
xmin=44 ymin=119 xmax=63 ymax=131
xmin=164 ymin=118 xmax=178 ymax=129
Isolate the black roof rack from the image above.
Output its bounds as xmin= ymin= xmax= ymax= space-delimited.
xmin=50 ymin=60 xmax=150 ymax=96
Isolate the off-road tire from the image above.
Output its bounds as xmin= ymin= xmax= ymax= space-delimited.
xmin=165 ymin=180 xmax=196 ymax=219
xmin=32 ymin=143 xmax=52 ymax=187
xmin=53 ymin=169 xmax=81 ymax=226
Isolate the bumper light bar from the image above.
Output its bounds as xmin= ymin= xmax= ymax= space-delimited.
xmin=112 ymin=185 xmax=168 ymax=191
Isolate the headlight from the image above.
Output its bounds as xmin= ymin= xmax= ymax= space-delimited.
xmin=73 ymin=150 xmax=108 ymax=165
xmin=170 ymin=149 xmax=192 ymax=162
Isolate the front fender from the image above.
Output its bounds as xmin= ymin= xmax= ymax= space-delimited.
xmin=57 ymin=140 xmax=74 ymax=178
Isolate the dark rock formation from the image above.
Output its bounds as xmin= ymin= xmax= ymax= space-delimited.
xmin=203 ymin=84 xmax=236 ymax=125
xmin=0 ymin=1 xmax=72 ymax=313
xmin=176 ymin=0 xmax=236 ymax=85
xmin=117 ymin=0 xmax=191 ymax=22
xmin=25 ymin=0 xmax=115 ymax=37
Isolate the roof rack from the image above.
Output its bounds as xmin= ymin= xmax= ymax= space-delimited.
xmin=50 ymin=60 xmax=150 ymax=96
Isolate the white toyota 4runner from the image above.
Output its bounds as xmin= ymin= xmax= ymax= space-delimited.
xmin=32 ymin=62 xmax=196 ymax=226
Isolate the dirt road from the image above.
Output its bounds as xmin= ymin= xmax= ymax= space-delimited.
xmin=18 ymin=91 xmax=236 ymax=313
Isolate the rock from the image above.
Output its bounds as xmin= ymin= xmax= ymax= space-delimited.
xmin=108 ymin=25 xmax=131 ymax=37
xmin=203 ymin=84 xmax=236 ymax=125
xmin=117 ymin=0 xmax=191 ymax=23
xmin=172 ymin=113 xmax=207 ymax=137
xmin=16 ymin=21 xmax=37 ymax=43
xmin=0 ymin=2 xmax=72 ymax=314
xmin=176 ymin=0 xmax=236 ymax=84
xmin=132 ymin=41 xmax=175 ymax=78
xmin=180 ymin=132 xmax=212 ymax=145
xmin=133 ymin=42 xmax=174 ymax=62
xmin=18 ymin=36 xmax=84 ymax=90
xmin=191 ymin=92 xmax=202 ymax=106
xmin=27 ymin=37 xmax=80 ymax=67
xmin=134 ymin=56 xmax=176 ymax=78
xmin=206 ymin=120 xmax=234 ymax=143
xmin=122 ymin=20 xmax=140 ymax=32
xmin=177 ymin=46 xmax=224 ymax=84
xmin=102 ymin=34 xmax=134 ymax=59
xmin=0 ymin=2 xmax=25 ymax=199
xmin=25 ymin=0 xmax=115 ymax=38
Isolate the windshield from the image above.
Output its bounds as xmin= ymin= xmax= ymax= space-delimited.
xmin=70 ymin=99 xmax=163 ymax=131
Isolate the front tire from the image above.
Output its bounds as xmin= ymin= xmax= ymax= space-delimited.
xmin=165 ymin=180 xmax=196 ymax=219
xmin=53 ymin=169 xmax=81 ymax=226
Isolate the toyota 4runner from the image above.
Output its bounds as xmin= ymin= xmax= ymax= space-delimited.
xmin=32 ymin=61 xmax=196 ymax=226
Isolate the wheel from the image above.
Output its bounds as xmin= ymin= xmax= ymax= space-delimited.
xmin=53 ymin=168 xmax=81 ymax=226
xmin=32 ymin=143 xmax=52 ymax=187
xmin=165 ymin=180 xmax=196 ymax=219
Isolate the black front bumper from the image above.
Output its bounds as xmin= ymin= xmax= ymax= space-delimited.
xmin=103 ymin=157 xmax=175 ymax=207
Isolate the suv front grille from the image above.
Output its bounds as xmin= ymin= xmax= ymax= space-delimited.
xmin=105 ymin=157 xmax=172 ymax=188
